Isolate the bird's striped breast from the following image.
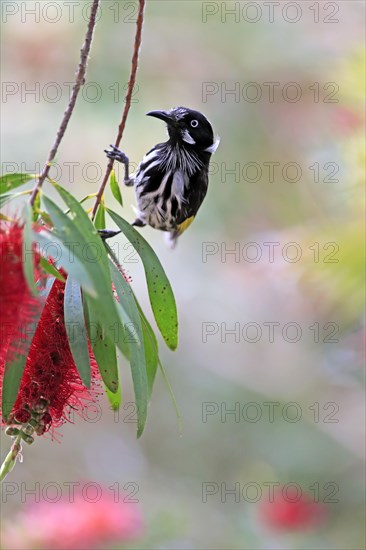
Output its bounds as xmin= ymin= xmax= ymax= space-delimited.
xmin=132 ymin=144 xmax=209 ymax=231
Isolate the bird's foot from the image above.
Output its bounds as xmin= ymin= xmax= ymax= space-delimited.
xmin=132 ymin=218 xmax=146 ymax=228
xmin=104 ymin=145 xmax=134 ymax=186
xmin=98 ymin=229 xmax=121 ymax=240
xmin=105 ymin=144 xmax=129 ymax=164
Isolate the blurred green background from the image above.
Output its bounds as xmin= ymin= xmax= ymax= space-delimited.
xmin=1 ymin=1 xmax=365 ymax=548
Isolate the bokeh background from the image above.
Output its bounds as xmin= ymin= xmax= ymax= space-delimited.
xmin=1 ymin=1 xmax=365 ymax=548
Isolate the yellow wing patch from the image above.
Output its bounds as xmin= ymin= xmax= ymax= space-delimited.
xmin=176 ymin=216 xmax=195 ymax=235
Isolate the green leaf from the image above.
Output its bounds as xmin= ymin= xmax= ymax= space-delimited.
xmin=94 ymin=202 xmax=106 ymax=230
xmin=51 ymin=184 xmax=105 ymax=253
xmin=35 ymin=222 xmax=135 ymax=359
xmin=110 ymin=169 xmax=123 ymax=206
xmin=83 ymin=294 xmax=119 ymax=394
xmin=63 ymin=193 xmax=97 ymax=216
xmin=39 ymin=187 xmax=142 ymax=402
xmin=107 ymin=253 xmax=158 ymax=397
xmin=2 ymin=352 xmax=31 ymax=421
xmin=48 ymin=184 xmax=135 ymax=335
xmin=40 ymin=194 xmax=126 ymax=392
xmin=0 ymin=173 xmax=36 ymax=195
xmin=109 ymin=259 xmax=148 ymax=437
xmin=42 ymin=189 xmax=121 ymax=313
xmin=32 ymin=192 xmax=41 ymax=222
xmin=107 ymin=208 xmax=178 ymax=351
xmin=104 ymin=382 xmax=122 ymax=411
xmin=33 ymin=230 xmax=95 ymax=294
xmin=64 ymin=277 xmax=91 ymax=388
xmin=39 ymin=257 xmax=66 ymax=282
xmin=1 ymin=286 xmax=50 ymax=420
xmin=133 ymin=296 xmax=159 ymax=397
xmin=22 ymin=204 xmax=38 ymax=296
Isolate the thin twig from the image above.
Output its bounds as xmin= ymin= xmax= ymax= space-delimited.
xmin=29 ymin=0 xmax=100 ymax=206
xmin=91 ymin=0 xmax=146 ymax=221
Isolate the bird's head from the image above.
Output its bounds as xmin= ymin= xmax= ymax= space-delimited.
xmin=146 ymin=106 xmax=219 ymax=154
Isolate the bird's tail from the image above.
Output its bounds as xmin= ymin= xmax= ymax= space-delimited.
xmin=165 ymin=231 xmax=178 ymax=249
xmin=165 ymin=216 xmax=195 ymax=249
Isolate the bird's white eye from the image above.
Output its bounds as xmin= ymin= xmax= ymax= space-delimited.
xmin=190 ymin=120 xmax=199 ymax=128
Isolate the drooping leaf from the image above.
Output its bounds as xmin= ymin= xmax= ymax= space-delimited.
xmin=104 ymin=382 xmax=122 ymax=411
xmin=64 ymin=277 xmax=91 ymax=388
xmin=107 ymin=208 xmax=178 ymax=351
xmin=109 ymin=259 xmax=148 ymax=437
xmin=2 ymin=348 xmax=31 ymax=421
xmin=32 ymin=229 xmax=95 ymax=295
xmin=133 ymin=296 xmax=159 ymax=397
xmin=49 ymin=184 xmax=136 ymax=329
xmin=40 ymin=192 xmax=137 ymax=394
xmin=32 ymin=192 xmax=41 ymax=222
xmin=94 ymin=202 xmax=106 ymax=230
xmin=39 ymin=257 xmax=66 ymax=282
xmin=110 ymin=169 xmax=123 ymax=206
xmin=103 ymin=243 xmax=131 ymax=361
xmin=83 ymin=294 xmax=119 ymax=395
xmin=108 ymin=253 xmax=158 ymax=396
xmin=42 ymin=189 xmax=133 ymax=343
xmin=22 ymin=204 xmax=38 ymax=295
xmin=0 ymin=173 xmax=36 ymax=195
xmin=64 ymin=193 xmax=97 ymax=215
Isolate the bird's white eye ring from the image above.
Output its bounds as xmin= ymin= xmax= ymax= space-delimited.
xmin=190 ymin=120 xmax=199 ymax=128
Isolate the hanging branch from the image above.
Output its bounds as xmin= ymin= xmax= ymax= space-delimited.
xmin=29 ymin=0 xmax=100 ymax=206
xmin=91 ymin=0 xmax=146 ymax=220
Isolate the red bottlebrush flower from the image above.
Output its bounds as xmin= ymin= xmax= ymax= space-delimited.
xmin=0 ymin=221 xmax=43 ymax=365
xmin=259 ymin=486 xmax=327 ymax=531
xmin=1 ymin=485 xmax=144 ymax=549
xmin=6 ymin=275 xmax=101 ymax=436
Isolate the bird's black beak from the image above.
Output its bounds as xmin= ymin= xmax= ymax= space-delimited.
xmin=146 ymin=110 xmax=176 ymax=126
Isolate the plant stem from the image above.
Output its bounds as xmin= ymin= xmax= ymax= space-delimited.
xmin=91 ymin=0 xmax=146 ymax=221
xmin=0 ymin=434 xmax=22 ymax=482
xmin=29 ymin=0 xmax=100 ymax=206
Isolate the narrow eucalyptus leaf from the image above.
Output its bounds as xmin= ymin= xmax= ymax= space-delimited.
xmin=22 ymin=204 xmax=38 ymax=296
xmin=0 ymin=173 xmax=36 ymax=195
xmin=106 ymin=208 xmax=178 ymax=351
xmin=64 ymin=277 xmax=91 ymax=387
xmin=110 ymin=170 xmax=123 ymax=206
xmin=109 ymin=259 xmax=148 ymax=437
xmin=84 ymin=294 xmax=119 ymax=394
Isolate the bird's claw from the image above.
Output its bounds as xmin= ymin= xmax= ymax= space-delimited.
xmin=132 ymin=218 xmax=146 ymax=227
xmin=105 ymin=144 xmax=129 ymax=164
xmin=98 ymin=229 xmax=121 ymax=240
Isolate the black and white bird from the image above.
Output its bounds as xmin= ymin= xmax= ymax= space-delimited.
xmin=105 ymin=106 xmax=219 ymax=247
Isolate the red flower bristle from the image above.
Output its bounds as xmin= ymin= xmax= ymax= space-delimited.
xmin=0 ymin=221 xmax=43 ymax=362
xmin=8 ymin=275 xmax=101 ymax=435
xmin=0 ymin=221 xmax=45 ymax=420
xmin=1 ymin=221 xmax=101 ymax=438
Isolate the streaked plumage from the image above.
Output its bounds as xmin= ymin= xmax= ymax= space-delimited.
xmin=106 ymin=106 xmax=219 ymax=246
